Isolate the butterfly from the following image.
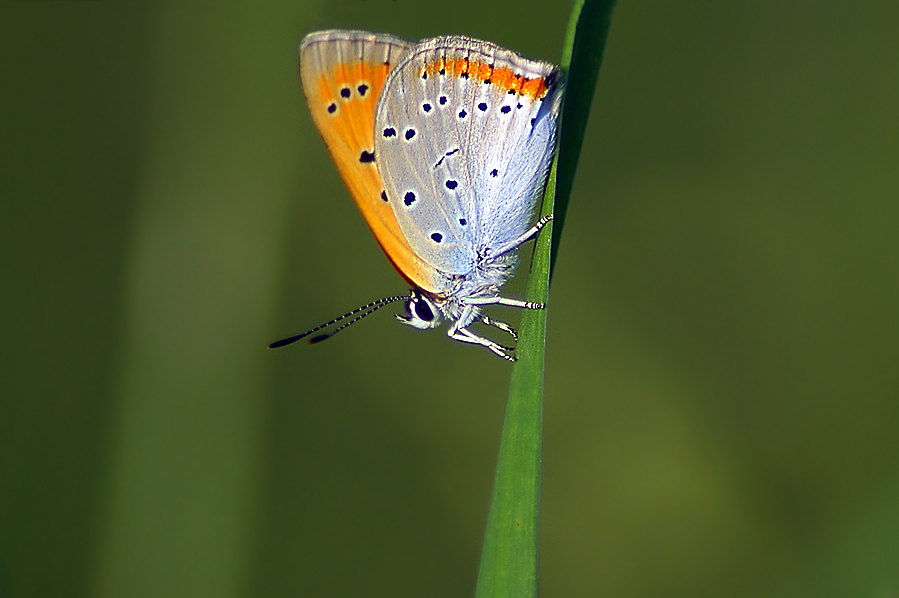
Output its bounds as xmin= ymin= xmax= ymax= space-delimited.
xmin=270 ymin=30 xmax=563 ymax=361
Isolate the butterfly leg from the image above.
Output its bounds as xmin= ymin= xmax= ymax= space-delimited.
xmin=489 ymin=214 xmax=554 ymax=258
xmin=464 ymin=296 xmax=545 ymax=310
xmin=481 ymin=315 xmax=518 ymax=341
xmin=448 ymin=327 xmax=516 ymax=361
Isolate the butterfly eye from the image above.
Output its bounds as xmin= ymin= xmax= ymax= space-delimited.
xmin=414 ymin=298 xmax=434 ymax=322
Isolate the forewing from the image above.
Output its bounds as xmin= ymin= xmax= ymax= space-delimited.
xmin=300 ymin=30 xmax=447 ymax=293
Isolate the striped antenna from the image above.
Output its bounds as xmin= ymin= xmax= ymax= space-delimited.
xmin=268 ymin=294 xmax=408 ymax=349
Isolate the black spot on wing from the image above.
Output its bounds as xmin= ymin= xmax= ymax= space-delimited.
xmin=433 ymin=148 xmax=460 ymax=169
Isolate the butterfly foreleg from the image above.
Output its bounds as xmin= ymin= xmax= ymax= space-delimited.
xmin=480 ymin=315 xmax=518 ymax=341
xmin=448 ymin=327 xmax=516 ymax=361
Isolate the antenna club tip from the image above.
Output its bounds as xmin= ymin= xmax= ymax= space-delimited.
xmin=268 ymin=337 xmax=298 ymax=349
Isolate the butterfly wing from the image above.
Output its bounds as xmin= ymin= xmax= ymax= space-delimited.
xmin=374 ymin=36 xmax=562 ymax=275
xmin=300 ymin=30 xmax=448 ymax=293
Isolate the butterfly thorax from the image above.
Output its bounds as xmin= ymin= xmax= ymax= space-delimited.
xmin=433 ymin=250 xmax=520 ymax=324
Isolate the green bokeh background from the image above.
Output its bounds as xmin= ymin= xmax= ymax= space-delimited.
xmin=2 ymin=1 xmax=898 ymax=597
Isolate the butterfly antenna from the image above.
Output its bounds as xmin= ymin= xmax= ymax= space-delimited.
xmin=268 ymin=294 xmax=408 ymax=349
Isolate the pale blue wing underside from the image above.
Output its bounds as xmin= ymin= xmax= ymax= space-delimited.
xmin=375 ymin=36 xmax=562 ymax=275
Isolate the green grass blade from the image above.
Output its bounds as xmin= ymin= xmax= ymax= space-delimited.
xmin=474 ymin=1 xmax=616 ymax=597
xmin=552 ymin=0 xmax=617 ymax=274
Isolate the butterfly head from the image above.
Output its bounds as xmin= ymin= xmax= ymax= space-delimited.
xmin=395 ymin=290 xmax=442 ymax=330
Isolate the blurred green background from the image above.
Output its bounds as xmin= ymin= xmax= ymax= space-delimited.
xmin=2 ymin=0 xmax=898 ymax=596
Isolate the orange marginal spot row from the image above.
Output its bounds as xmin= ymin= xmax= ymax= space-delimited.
xmin=422 ymin=58 xmax=549 ymax=100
